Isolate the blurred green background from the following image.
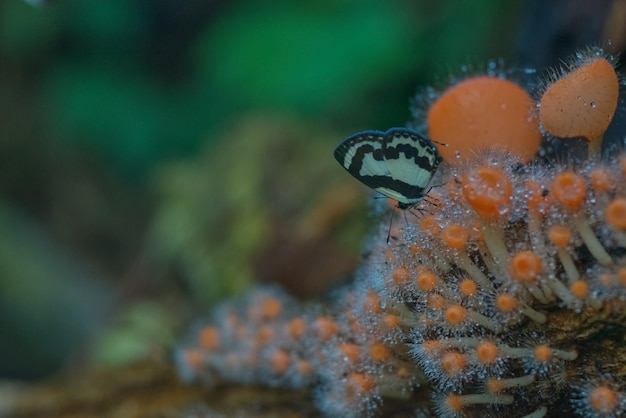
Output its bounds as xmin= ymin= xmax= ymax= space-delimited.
xmin=0 ymin=0 xmax=527 ymax=380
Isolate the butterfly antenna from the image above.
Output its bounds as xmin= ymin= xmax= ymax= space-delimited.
xmin=429 ymin=138 xmax=449 ymax=147
xmin=422 ymin=195 xmax=440 ymax=207
xmin=421 ymin=183 xmax=445 ymax=207
xmin=427 ymin=182 xmax=446 ymax=192
xmin=386 ymin=207 xmax=396 ymax=244
xmin=409 ymin=205 xmax=433 ymax=217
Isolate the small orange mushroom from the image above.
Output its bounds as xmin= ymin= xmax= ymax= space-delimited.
xmin=539 ymin=54 xmax=619 ymax=156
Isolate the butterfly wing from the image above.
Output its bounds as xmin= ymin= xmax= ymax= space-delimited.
xmin=334 ymin=130 xmax=392 ymax=185
xmin=381 ymin=128 xmax=441 ymax=203
xmin=334 ymin=128 xmax=441 ymax=206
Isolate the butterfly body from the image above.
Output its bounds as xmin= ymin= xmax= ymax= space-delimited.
xmin=334 ymin=128 xmax=442 ymax=209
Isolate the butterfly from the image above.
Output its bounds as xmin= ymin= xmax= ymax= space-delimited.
xmin=334 ymin=128 xmax=443 ymax=209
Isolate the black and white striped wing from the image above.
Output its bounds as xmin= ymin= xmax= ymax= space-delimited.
xmin=334 ymin=130 xmax=389 ymax=180
xmin=334 ymin=128 xmax=442 ymax=207
xmin=381 ymin=128 xmax=441 ymax=202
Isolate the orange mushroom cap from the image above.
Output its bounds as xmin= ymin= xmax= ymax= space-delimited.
xmin=427 ymin=76 xmax=541 ymax=164
xmin=539 ymin=57 xmax=618 ymax=142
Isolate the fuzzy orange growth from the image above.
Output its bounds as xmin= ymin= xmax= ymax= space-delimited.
xmin=428 ymin=294 xmax=446 ymax=310
xmin=534 ymin=344 xmax=553 ymax=362
xmin=618 ymin=268 xmax=626 ymax=286
xmin=256 ymin=325 xmax=275 ymax=346
xmin=422 ymin=340 xmax=442 ymax=354
xmin=297 ymin=360 xmax=313 ymax=376
xmin=496 ymin=293 xmax=518 ymax=312
xmin=445 ymin=181 xmax=464 ymax=204
xmin=549 ymin=225 xmax=572 ymax=247
xmin=409 ymin=243 xmax=422 ymax=255
xmin=442 ymin=224 xmax=469 ymax=249
xmin=510 ymin=251 xmax=542 ymax=282
xmin=363 ymin=291 xmax=383 ymax=314
xmin=384 ymin=249 xmax=397 ymax=263
xmin=314 ymin=317 xmax=339 ymax=341
xmin=552 ymin=172 xmax=587 ymax=210
xmin=417 ymin=271 xmax=439 ymax=292
xmin=445 ymin=395 xmax=465 ymax=412
xmin=599 ymin=273 xmax=614 ymax=287
xmin=427 ymin=76 xmax=541 ymax=164
xmin=397 ymin=367 xmax=411 ymax=380
xmin=260 ymin=298 xmax=282 ymax=320
xmin=459 ymin=279 xmax=478 ymax=297
xmin=420 ymin=215 xmax=441 ymax=237
xmin=445 ymin=305 xmax=467 ymax=325
xmin=419 ymin=314 xmax=435 ymax=327
xmin=249 ymin=297 xmax=282 ymax=322
xmin=539 ymin=57 xmax=618 ymax=141
xmin=270 ymin=349 xmax=290 ymax=374
xmin=476 ymin=341 xmax=499 ymax=364
xmin=392 ymin=266 xmax=411 ymax=284
xmin=338 ymin=343 xmax=361 ymax=363
xmin=248 ymin=296 xmax=283 ymax=322
xmin=198 ymin=326 xmax=220 ymax=351
xmin=382 ymin=314 xmax=401 ymax=330
xmin=287 ymin=318 xmax=307 ymax=340
xmin=570 ymin=280 xmax=589 ymax=298
xmin=590 ymin=168 xmax=614 ymax=193
xmin=346 ymin=373 xmax=374 ymax=397
xmin=487 ymin=378 xmax=504 ymax=393
xmin=347 ymin=311 xmax=364 ymax=335
xmin=370 ymin=342 xmax=390 ymax=362
xmin=184 ymin=349 xmax=204 ymax=370
xmin=441 ymin=352 xmax=466 ymax=376
xmin=462 ymin=167 xmax=512 ymax=218
xmin=589 ymin=386 xmax=620 ymax=414
xmin=606 ymin=198 xmax=626 ymax=229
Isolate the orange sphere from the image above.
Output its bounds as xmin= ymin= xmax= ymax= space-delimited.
xmin=427 ymin=77 xmax=541 ymax=164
